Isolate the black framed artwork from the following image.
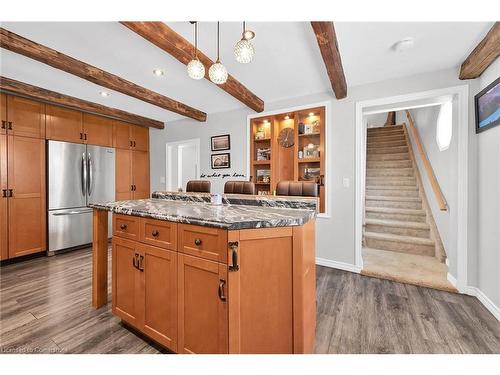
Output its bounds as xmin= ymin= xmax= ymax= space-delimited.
xmin=211 ymin=153 xmax=231 ymax=169
xmin=475 ymin=76 xmax=500 ymax=134
xmin=211 ymin=134 xmax=231 ymax=151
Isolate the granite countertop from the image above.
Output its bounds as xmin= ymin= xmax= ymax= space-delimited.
xmin=90 ymin=198 xmax=316 ymax=230
xmin=151 ymin=191 xmax=318 ymax=211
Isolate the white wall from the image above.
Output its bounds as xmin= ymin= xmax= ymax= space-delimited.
xmin=150 ymin=67 xmax=478 ymax=273
xmin=365 ymin=112 xmax=388 ymax=128
xmin=473 ymin=58 xmax=500 ymax=309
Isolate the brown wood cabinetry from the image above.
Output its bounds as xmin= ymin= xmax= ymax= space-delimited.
xmin=1 ymin=94 xmax=6 ymax=135
xmin=46 ymin=105 xmax=83 ymax=143
xmin=0 ymin=134 xmax=7 ymax=260
xmin=115 ymin=149 xmax=150 ymax=200
xmin=106 ymin=212 xmax=316 ymax=354
xmin=83 ymin=113 xmax=113 ymax=147
xmin=4 ymin=95 xmax=45 ymax=139
xmin=113 ymin=121 xmax=149 ymax=151
xmin=6 ymin=136 xmax=46 ymax=258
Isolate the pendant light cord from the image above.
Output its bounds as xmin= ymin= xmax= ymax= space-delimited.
xmin=194 ymin=22 xmax=198 ymax=58
xmin=217 ymin=21 xmax=220 ymax=62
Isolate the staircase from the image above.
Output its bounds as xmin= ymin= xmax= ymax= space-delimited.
xmin=364 ymin=124 xmax=445 ymax=261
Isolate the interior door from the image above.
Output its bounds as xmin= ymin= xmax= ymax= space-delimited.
xmin=139 ymin=243 xmax=178 ymax=351
xmin=6 ymin=96 xmax=45 ymax=139
xmin=115 ymin=148 xmax=132 ymax=201
xmin=83 ymin=113 xmax=113 ymax=147
xmin=7 ymin=136 xmax=46 ymax=258
xmin=179 ymin=143 xmax=199 ymax=192
xmin=132 ymin=150 xmax=150 ymax=199
xmin=178 ymin=254 xmax=228 ymax=354
xmin=0 ymin=134 xmax=7 ymax=260
xmin=46 ymin=105 xmax=83 ymax=143
xmin=131 ymin=125 xmax=149 ymax=151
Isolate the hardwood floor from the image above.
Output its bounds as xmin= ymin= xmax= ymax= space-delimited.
xmin=1 ymin=247 xmax=499 ymax=354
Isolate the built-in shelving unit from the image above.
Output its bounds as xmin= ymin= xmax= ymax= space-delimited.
xmin=249 ymin=106 xmax=326 ymax=212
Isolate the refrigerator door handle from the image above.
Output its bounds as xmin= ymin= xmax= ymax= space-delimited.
xmin=81 ymin=152 xmax=87 ymax=197
xmin=87 ymin=153 xmax=93 ymax=197
xmin=52 ymin=208 xmax=93 ymax=216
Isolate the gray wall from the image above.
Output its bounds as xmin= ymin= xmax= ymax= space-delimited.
xmin=150 ymin=67 xmax=480 ymax=277
xmin=473 ymin=58 xmax=500 ymax=309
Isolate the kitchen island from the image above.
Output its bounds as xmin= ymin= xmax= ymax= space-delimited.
xmin=90 ymin=196 xmax=316 ymax=354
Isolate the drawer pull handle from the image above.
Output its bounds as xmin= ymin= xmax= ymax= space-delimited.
xmin=151 ymin=230 xmax=159 ymax=237
xmin=7 ymin=122 xmax=13 ymax=130
xmin=1 ymin=120 xmax=6 ymax=129
xmin=138 ymin=255 xmax=144 ymax=271
xmin=133 ymin=253 xmax=140 ymax=269
xmin=120 ymin=224 xmax=128 ymax=230
xmin=218 ymin=279 xmax=226 ymax=301
xmin=194 ymin=238 xmax=202 ymax=246
xmin=228 ymin=241 xmax=239 ymax=272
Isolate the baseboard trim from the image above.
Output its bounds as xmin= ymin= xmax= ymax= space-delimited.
xmin=464 ymin=287 xmax=500 ymax=322
xmin=447 ymin=272 xmax=457 ymax=288
xmin=316 ymin=257 xmax=362 ymax=274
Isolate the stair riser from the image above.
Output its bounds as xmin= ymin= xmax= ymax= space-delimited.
xmin=367 ymin=153 xmax=410 ymax=161
xmin=368 ymin=146 xmax=408 ymax=154
xmin=366 ymin=199 xmax=422 ymax=209
xmin=367 ymin=169 xmax=414 ymax=177
xmin=367 ymin=160 xmax=412 ymax=168
xmin=367 ymin=135 xmax=406 ymax=143
xmin=367 ymin=140 xmax=407 ymax=148
xmin=365 ymin=224 xmax=430 ymax=238
xmin=367 ymin=189 xmax=420 ymax=198
xmin=366 ymin=178 xmax=416 ymax=186
xmin=364 ymin=237 xmax=435 ymax=256
xmin=366 ymin=211 xmax=427 ymax=222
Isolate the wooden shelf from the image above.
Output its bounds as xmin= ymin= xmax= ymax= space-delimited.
xmin=253 ymin=160 xmax=271 ymax=165
xmin=298 ymin=132 xmax=320 ymax=137
xmin=298 ymin=158 xmax=320 ymax=163
xmin=254 ymin=138 xmax=271 ymax=142
xmin=255 ymin=182 xmax=270 ymax=185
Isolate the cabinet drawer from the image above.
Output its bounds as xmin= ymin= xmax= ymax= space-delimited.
xmin=178 ymin=224 xmax=227 ymax=263
xmin=140 ymin=218 xmax=177 ymax=250
xmin=113 ymin=214 xmax=139 ymax=240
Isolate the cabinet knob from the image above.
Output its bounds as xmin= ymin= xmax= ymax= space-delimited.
xmin=1 ymin=189 xmax=7 ymax=198
xmin=194 ymin=238 xmax=202 ymax=246
xmin=7 ymin=122 xmax=12 ymax=130
xmin=120 ymin=224 xmax=127 ymax=230
xmin=1 ymin=120 xmax=6 ymax=129
xmin=8 ymin=189 xmax=13 ymax=197
xmin=151 ymin=230 xmax=159 ymax=237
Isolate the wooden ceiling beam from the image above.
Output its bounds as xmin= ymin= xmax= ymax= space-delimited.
xmin=0 ymin=27 xmax=206 ymax=121
xmin=0 ymin=76 xmax=165 ymax=129
xmin=459 ymin=22 xmax=500 ymax=80
xmin=120 ymin=21 xmax=265 ymax=113
xmin=310 ymin=22 xmax=347 ymax=99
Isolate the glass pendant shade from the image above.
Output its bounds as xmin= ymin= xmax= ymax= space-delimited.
xmin=208 ymin=61 xmax=228 ymax=84
xmin=234 ymin=39 xmax=255 ymax=63
xmin=187 ymin=59 xmax=205 ymax=80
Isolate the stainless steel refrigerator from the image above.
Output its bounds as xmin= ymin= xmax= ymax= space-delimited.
xmin=48 ymin=140 xmax=115 ymax=254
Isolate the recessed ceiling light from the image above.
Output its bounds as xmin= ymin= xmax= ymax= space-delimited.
xmin=263 ymin=119 xmax=270 ymax=124
xmin=284 ymin=115 xmax=290 ymax=120
xmin=99 ymin=91 xmax=110 ymax=97
xmin=153 ymin=68 xmax=165 ymax=76
xmin=308 ymin=112 xmax=315 ymax=117
xmin=392 ymin=38 xmax=414 ymax=52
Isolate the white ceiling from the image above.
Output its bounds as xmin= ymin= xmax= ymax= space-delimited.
xmin=0 ymin=21 xmax=493 ymax=123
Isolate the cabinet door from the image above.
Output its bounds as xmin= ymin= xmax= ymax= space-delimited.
xmin=83 ymin=113 xmax=113 ymax=147
xmin=178 ymin=254 xmax=228 ymax=354
xmin=46 ymin=105 xmax=83 ymax=143
xmin=131 ymin=125 xmax=149 ymax=151
xmin=6 ymin=96 xmax=45 ymax=139
xmin=0 ymin=94 xmax=6 ymax=135
xmin=7 ymin=136 xmax=46 ymax=258
xmin=139 ymin=243 xmax=178 ymax=351
xmin=0 ymin=135 xmax=7 ymax=260
xmin=116 ymin=149 xmax=132 ymax=201
xmin=112 ymin=237 xmax=141 ymax=327
xmin=113 ymin=121 xmax=132 ymax=150
xmin=132 ymin=150 xmax=150 ymax=199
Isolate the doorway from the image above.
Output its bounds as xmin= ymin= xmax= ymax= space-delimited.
xmin=165 ymin=138 xmax=200 ymax=192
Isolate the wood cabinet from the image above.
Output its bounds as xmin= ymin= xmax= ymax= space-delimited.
xmin=115 ymin=149 xmax=150 ymax=201
xmin=4 ymin=95 xmax=45 ymax=139
xmin=6 ymin=136 xmax=46 ymax=258
xmin=0 ymin=134 xmax=7 ymax=260
xmin=83 ymin=113 xmax=113 ymax=147
xmin=113 ymin=121 xmax=149 ymax=151
xmin=46 ymin=105 xmax=83 ymax=143
xmin=178 ymin=254 xmax=228 ymax=354
xmin=108 ymin=213 xmax=316 ymax=354
xmin=0 ymin=94 xmax=6 ymax=135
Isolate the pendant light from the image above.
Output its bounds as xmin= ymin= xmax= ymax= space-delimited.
xmin=209 ymin=22 xmax=228 ymax=85
xmin=234 ymin=21 xmax=255 ymax=64
xmin=187 ymin=21 xmax=205 ymax=80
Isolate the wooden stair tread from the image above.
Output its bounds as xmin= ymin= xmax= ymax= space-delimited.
xmin=364 ymin=231 xmax=435 ymax=245
xmin=365 ymin=218 xmax=430 ymax=229
xmin=366 ymin=185 xmax=419 ymax=191
xmin=365 ymin=207 xmax=426 ymax=215
xmin=366 ymin=195 xmax=421 ymax=202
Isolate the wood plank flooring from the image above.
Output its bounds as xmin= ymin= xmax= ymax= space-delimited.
xmin=1 ymin=247 xmax=499 ymax=354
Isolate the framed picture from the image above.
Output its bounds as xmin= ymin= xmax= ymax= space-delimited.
xmin=211 ymin=153 xmax=230 ymax=169
xmin=211 ymin=134 xmax=231 ymax=151
xmin=475 ymin=76 xmax=500 ymax=133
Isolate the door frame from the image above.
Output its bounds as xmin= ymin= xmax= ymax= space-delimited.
xmin=165 ymin=138 xmax=200 ymax=191
xmin=355 ymin=85 xmax=469 ymax=291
